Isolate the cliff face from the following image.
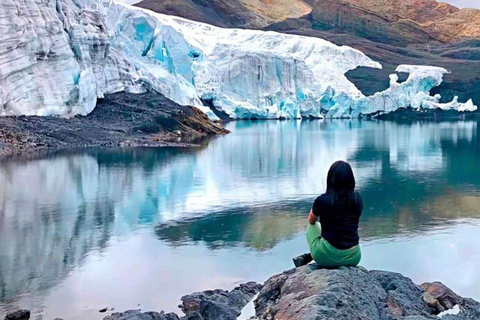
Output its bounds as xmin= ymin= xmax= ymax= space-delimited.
xmin=308 ymin=0 xmax=480 ymax=44
xmin=135 ymin=0 xmax=480 ymax=43
xmin=270 ymin=0 xmax=480 ymax=105
xmin=135 ymin=0 xmax=312 ymax=28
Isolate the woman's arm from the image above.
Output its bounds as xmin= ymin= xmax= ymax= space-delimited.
xmin=308 ymin=209 xmax=317 ymax=225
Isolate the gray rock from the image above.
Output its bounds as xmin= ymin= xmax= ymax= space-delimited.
xmin=4 ymin=310 xmax=30 ymax=320
xmin=103 ymin=310 xmax=179 ymax=320
xmin=102 ymin=269 xmax=480 ymax=320
xmin=180 ymin=281 xmax=262 ymax=320
xmin=253 ymin=266 xmax=480 ymax=320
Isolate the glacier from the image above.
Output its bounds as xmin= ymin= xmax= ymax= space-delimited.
xmin=0 ymin=0 xmax=476 ymax=119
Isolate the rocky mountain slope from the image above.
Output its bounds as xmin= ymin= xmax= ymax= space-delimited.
xmin=136 ymin=0 xmax=480 ymax=106
xmin=135 ymin=0 xmax=312 ymax=28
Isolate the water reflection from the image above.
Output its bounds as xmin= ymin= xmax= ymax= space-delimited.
xmin=0 ymin=120 xmax=479 ymax=319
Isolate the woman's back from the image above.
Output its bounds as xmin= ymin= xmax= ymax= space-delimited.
xmin=303 ymin=160 xmax=363 ymax=268
xmin=312 ymin=192 xmax=363 ymax=250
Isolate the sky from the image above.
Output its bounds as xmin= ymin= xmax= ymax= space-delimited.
xmin=441 ymin=0 xmax=480 ymax=8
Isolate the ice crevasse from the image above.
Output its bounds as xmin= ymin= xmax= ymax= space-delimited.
xmin=0 ymin=0 xmax=476 ymax=119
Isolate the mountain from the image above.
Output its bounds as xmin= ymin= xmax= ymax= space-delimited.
xmin=135 ymin=0 xmax=480 ymax=105
xmin=0 ymin=0 xmax=475 ymax=121
xmin=135 ymin=0 xmax=313 ymax=28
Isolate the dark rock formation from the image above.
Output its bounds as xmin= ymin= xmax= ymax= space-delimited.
xmin=103 ymin=282 xmax=262 ymax=320
xmin=104 ymin=310 xmax=180 ymax=320
xmin=180 ymin=281 xmax=262 ymax=320
xmin=372 ymin=107 xmax=480 ymax=121
xmin=252 ymin=265 xmax=480 ymax=319
xmin=0 ymin=92 xmax=228 ymax=158
xmin=3 ymin=310 xmax=30 ymax=320
xmin=102 ymin=267 xmax=480 ymax=320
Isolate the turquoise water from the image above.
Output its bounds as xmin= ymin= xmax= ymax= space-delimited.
xmin=1 ymin=120 xmax=480 ymax=319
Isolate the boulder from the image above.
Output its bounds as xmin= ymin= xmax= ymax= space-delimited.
xmin=180 ymin=281 xmax=262 ymax=320
xmin=103 ymin=310 xmax=180 ymax=320
xmin=421 ymin=282 xmax=462 ymax=313
xmin=252 ymin=265 xmax=480 ymax=320
xmin=102 ymin=282 xmax=262 ymax=320
xmin=103 ymin=268 xmax=480 ymax=320
xmin=4 ymin=310 xmax=30 ymax=320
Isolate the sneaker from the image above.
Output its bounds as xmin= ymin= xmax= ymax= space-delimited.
xmin=293 ymin=253 xmax=313 ymax=267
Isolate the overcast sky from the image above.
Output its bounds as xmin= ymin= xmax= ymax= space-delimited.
xmin=441 ymin=0 xmax=480 ymax=8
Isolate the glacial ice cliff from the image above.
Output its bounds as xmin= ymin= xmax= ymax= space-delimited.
xmin=0 ymin=0 xmax=476 ymax=119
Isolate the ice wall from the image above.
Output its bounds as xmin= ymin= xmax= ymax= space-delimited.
xmin=0 ymin=0 xmax=476 ymax=118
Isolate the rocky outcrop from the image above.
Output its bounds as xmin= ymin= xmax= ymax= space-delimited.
xmin=3 ymin=310 xmax=30 ymax=320
xmin=9 ymin=267 xmax=479 ymax=320
xmin=252 ymin=265 xmax=480 ymax=320
xmin=101 ymin=267 xmax=480 ymax=320
xmin=135 ymin=0 xmax=312 ymax=29
xmin=0 ymin=91 xmax=227 ymax=158
xmin=308 ymin=0 xmax=480 ymax=44
xmin=180 ymin=282 xmax=262 ymax=320
xmin=103 ymin=282 xmax=262 ymax=320
xmin=135 ymin=0 xmax=480 ymax=44
xmin=104 ymin=310 xmax=180 ymax=320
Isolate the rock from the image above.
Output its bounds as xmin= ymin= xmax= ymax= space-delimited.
xmin=0 ymin=92 xmax=228 ymax=159
xmin=180 ymin=281 xmax=262 ymax=320
xmin=4 ymin=310 xmax=30 ymax=320
xmin=135 ymin=0 xmax=311 ymax=29
xmin=421 ymin=282 xmax=462 ymax=313
xmin=103 ymin=310 xmax=180 ymax=320
xmin=252 ymin=266 xmax=480 ymax=320
xmin=102 ymin=282 xmax=261 ymax=320
xmin=100 ymin=307 xmax=109 ymax=313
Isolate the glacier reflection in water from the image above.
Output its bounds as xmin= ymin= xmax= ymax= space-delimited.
xmin=1 ymin=120 xmax=480 ymax=319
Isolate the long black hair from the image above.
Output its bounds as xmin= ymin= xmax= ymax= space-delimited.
xmin=326 ymin=161 xmax=356 ymax=204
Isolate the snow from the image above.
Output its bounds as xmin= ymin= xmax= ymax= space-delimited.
xmin=0 ymin=0 xmax=477 ymax=118
xmin=438 ymin=305 xmax=460 ymax=317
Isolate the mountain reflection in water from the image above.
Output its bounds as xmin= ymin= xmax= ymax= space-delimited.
xmin=1 ymin=120 xmax=479 ymax=319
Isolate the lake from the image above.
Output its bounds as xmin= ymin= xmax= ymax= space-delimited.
xmin=1 ymin=120 xmax=480 ymax=320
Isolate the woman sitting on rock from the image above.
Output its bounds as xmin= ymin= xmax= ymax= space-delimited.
xmin=295 ymin=160 xmax=363 ymax=268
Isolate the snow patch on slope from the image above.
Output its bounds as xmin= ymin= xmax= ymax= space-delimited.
xmin=0 ymin=0 xmax=476 ymax=118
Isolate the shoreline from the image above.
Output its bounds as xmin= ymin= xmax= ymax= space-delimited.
xmin=0 ymin=92 xmax=228 ymax=160
xmin=99 ymin=266 xmax=480 ymax=320
xmin=4 ymin=266 xmax=479 ymax=320
xmin=1 ymin=102 xmax=478 ymax=160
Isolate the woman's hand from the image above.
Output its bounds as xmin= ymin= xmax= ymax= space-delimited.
xmin=308 ymin=209 xmax=317 ymax=225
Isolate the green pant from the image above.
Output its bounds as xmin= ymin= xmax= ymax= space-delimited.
xmin=306 ymin=222 xmax=361 ymax=268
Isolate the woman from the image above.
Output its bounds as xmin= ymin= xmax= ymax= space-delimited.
xmin=303 ymin=161 xmax=363 ymax=268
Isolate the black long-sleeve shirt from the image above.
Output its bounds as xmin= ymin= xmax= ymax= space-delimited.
xmin=312 ymin=192 xmax=363 ymax=249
